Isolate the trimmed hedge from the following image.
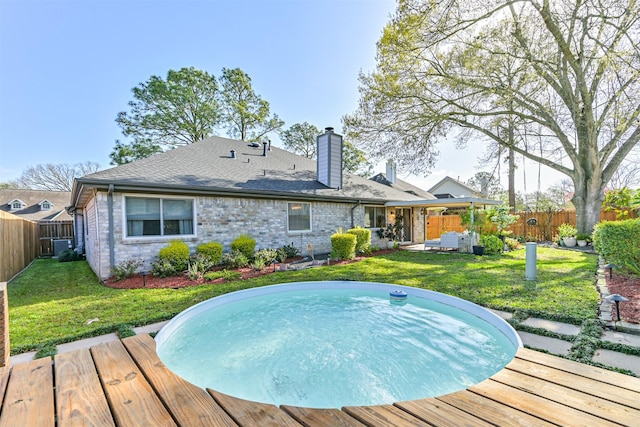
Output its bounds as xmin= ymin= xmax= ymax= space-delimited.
xmin=346 ymin=227 xmax=371 ymax=253
xmin=196 ymin=242 xmax=223 ymax=265
xmin=593 ymin=219 xmax=640 ymax=275
xmin=231 ymin=235 xmax=256 ymax=259
xmin=331 ymin=232 xmax=357 ymax=260
xmin=158 ymin=240 xmax=190 ymax=271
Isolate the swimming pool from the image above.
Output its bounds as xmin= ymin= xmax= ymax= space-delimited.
xmin=155 ymin=281 xmax=521 ymax=408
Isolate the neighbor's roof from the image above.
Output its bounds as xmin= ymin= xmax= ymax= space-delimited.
xmin=369 ymin=173 xmax=436 ymax=200
xmin=427 ymin=176 xmax=481 ymax=197
xmin=0 ymin=189 xmax=72 ymax=221
xmin=71 ymin=136 xmax=428 ymax=208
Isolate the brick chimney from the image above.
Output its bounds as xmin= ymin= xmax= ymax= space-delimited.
xmin=316 ymin=127 xmax=343 ymax=189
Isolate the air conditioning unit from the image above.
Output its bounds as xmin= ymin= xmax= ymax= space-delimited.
xmin=53 ymin=239 xmax=72 ymax=257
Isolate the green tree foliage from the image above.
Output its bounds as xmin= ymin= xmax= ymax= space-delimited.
xmin=280 ymin=122 xmax=373 ymax=176
xmin=344 ymin=0 xmax=640 ymax=234
xmin=280 ymin=122 xmax=321 ymax=158
xmin=603 ymin=187 xmax=637 ymax=220
xmin=109 ymin=139 xmax=162 ymax=165
xmin=219 ymin=67 xmax=284 ymax=141
xmin=115 ymin=67 xmax=220 ymax=154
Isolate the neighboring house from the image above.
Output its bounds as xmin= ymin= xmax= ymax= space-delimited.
xmin=0 ymin=189 xmax=72 ymax=222
xmin=370 ymin=160 xmax=436 ymax=200
xmin=427 ymin=176 xmax=483 ymax=199
xmin=70 ymin=131 xmax=443 ymax=279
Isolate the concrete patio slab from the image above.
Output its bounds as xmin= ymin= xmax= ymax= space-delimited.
xmin=56 ymin=333 xmax=118 ymax=355
xmin=517 ymin=331 xmax=573 ymax=356
xmin=488 ymin=309 xmax=513 ymax=320
xmin=592 ymin=349 xmax=640 ymax=376
xmin=601 ymin=330 xmax=640 ymax=348
xmin=521 ymin=318 xmax=581 ymax=336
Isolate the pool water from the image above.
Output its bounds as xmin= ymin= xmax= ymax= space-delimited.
xmin=156 ymin=282 xmax=520 ymax=408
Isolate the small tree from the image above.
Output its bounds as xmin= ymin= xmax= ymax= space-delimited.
xmin=486 ymin=205 xmax=518 ymax=237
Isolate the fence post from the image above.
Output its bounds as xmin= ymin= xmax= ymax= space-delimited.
xmin=0 ymin=282 xmax=9 ymax=367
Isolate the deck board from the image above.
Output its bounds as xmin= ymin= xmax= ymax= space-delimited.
xmin=209 ymin=389 xmax=302 ymax=426
xmin=3 ymin=335 xmax=640 ymax=426
xmin=122 ymin=334 xmax=237 ymax=427
xmin=436 ymin=389 xmax=557 ymax=427
xmin=91 ymin=340 xmax=177 ymax=427
xmin=0 ymin=357 xmax=54 ymax=427
xmin=395 ymin=398 xmax=495 ymax=427
xmin=342 ymin=404 xmax=430 ymax=426
xmin=281 ymin=405 xmax=366 ymax=427
xmin=54 ymin=348 xmax=115 ymax=427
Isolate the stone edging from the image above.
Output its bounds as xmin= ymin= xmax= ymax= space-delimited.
xmin=596 ymin=258 xmax=640 ymax=335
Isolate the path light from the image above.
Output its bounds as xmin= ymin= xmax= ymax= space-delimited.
xmin=604 ymin=263 xmax=616 ymax=279
xmin=605 ymin=294 xmax=629 ymax=322
xmin=141 ymin=270 xmax=147 ymax=287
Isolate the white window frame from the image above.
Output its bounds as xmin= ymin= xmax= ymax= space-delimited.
xmin=123 ymin=194 xmax=196 ymax=239
xmin=287 ymin=202 xmax=312 ymax=233
xmin=10 ymin=200 xmax=23 ymax=210
xmin=40 ymin=201 xmax=51 ymax=210
xmin=364 ymin=206 xmax=386 ymax=229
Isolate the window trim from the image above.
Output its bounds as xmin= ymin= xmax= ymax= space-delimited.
xmin=364 ymin=205 xmax=387 ymax=229
xmin=287 ymin=201 xmax=312 ymax=233
xmin=122 ymin=194 xmax=197 ymax=239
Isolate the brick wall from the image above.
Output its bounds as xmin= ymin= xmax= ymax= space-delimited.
xmin=86 ymin=192 xmax=376 ymax=279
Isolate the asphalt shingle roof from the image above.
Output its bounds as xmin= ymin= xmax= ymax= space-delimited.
xmin=0 ymin=189 xmax=72 ymax=221
xmin=75 ymin=136 xmax=428 ymax=205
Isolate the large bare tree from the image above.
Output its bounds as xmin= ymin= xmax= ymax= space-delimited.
xmin=344 ymin=0 xmax=640 ymax=233
xmin=13 ymin=162 xmax=101 ymax=191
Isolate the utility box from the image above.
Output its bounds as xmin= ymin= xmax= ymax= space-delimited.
xmin=53 ymin=239 xmax=72 ymax=257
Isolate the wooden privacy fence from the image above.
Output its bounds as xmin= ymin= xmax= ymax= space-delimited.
xmin=0 ymin=211 xmax=38 ymax=282
xmin=425 ymin=209 xmax=636 ymax=241
xmin=38 ymin=220 xmax=74 ymax=257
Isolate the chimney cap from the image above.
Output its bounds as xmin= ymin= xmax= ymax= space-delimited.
xmin=325 ymin=127 xmax=334 ymax=133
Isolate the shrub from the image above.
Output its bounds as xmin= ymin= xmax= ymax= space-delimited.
xmin=254 ymin=248 xmax=278 ymax=265
xmin=186 ymin=253 xmax=213 ymax=280
xmin=331 ymin=232 xmax=357 ymax=260
xmin=231 ymin=235 xmax=256 ymax=259
xmin=204 ymin=269 xmax=242 ymax=281
xmin=110 ymin=259 xmax=143 ymax=281
xmin=196 ymin=242 xmax=223 ymax=265
xmin=150 ymin=259 xmax=178 ymax=278
xmin=158 ymin=240 xmax=190 ymax=272
xmin=116 ymin=324 xmax=136 ymax=339
xmin=58 ymin=249 xmax=81 ymax=262
xmin=480 ymin=234 xmax=503 ymax=255
xmin=593 ymin=219 xmax=640 ymax=275
xmin=504 ymin=237 xmax=520 ymax=251
xmin=279 ymin=242 xmax=300 ymax=259
xmin=222 ymin=250 xmax=250 ymax=269
xmin=557 ymin=223 xmax=577 ymax=238
xmin=346 ymin=227 xmax=371 ymax=254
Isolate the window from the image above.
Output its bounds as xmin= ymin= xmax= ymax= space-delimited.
xmin=125 ymin=196 xmax=194 ymax=237
xmin=288 ymin=202 xmax=311 ymax=232
xmin=41 ymin=201 xmax=51 ymax=210
xmin=10 ymin=201 xmax=23 ymax=210
xmin=364 ymin=206 xmax=386 ymax=228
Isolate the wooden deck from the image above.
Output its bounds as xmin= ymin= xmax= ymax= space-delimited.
xmin=1 ymin=334 xmax=639 ymax=426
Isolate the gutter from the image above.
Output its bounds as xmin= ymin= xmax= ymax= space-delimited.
xmin=107 ymin=184 xmax=115 ymax=270
xmin=350 ymin=200 xmax=361 ymax=228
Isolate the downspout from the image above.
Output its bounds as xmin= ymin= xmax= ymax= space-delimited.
xmin=108 ymin=184 xmax=115 ymax=270
xmin=350 ymin=201 xmax=361 ymax=228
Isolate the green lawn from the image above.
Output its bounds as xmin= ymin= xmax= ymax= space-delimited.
xmin=8 ymin=247 xmax=598 ymax=354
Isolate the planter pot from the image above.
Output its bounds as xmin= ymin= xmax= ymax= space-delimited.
xmin=563 ymin=237 xmax=577 ymax=247
xmin=472 ymin=245 xmax=485 ymax=256
xmin=577 ymin=240 xmax=587 ymax=247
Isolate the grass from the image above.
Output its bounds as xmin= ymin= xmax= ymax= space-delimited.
xmin=8 ymin=247 xmax=599 ymax=354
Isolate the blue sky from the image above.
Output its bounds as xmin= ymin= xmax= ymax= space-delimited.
xmin=0 ymin=0 xmax=562 ymax=192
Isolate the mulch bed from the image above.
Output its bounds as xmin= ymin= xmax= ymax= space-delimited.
xmin=103 ymin=249 xmax=397 ymax=290
xmin=605 ymin=272 xmax=640 ymax=324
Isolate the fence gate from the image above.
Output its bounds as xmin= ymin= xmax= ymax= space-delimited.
xmin=38 ymin=221 xmax=74 ymax=257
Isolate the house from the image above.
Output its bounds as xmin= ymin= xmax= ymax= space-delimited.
xmin=0 ymin=189 xmax=72 ymax=222
xmin=427 ymin=176 xmax=482 ymax=199
xmin=69 ymin=130 xmax=444 ymax=279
